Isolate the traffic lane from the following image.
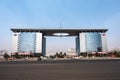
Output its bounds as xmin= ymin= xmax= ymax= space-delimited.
xmin=0 ymin=60 xmax=120 ymax=80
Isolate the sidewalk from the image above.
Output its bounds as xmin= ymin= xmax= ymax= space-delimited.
xmin=77 ymin=57 xmax=120 ymax=60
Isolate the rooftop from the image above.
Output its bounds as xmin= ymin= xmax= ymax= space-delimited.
xmin=11 ymin=28 xmax=108 ymax=36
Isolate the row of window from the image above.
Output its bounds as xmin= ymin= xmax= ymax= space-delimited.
xmin=16 ymin=32 xmax=103 ymax=53
xmin=18 ymin=32 xmax=36 ymax=52
xmin=85 ymin=32 xmax=102 ymax=52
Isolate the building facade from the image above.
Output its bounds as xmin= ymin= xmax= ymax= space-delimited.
xmin=12 ymin=32 xmax=46 ymax=56
xmin=76 ymin=32 xmax=107 ymax=55
xmin=11 ymin=29 xmax=108 ymax=56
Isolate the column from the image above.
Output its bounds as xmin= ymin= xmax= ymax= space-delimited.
xmin=12 ymin=32 xmax=19 ymax=52
xmin=101 ymin=33 xmax=107 ymax=52
xmin=79 ymin=33 xmax=87 ymax=53
xmin=75 ymin=36 xmax=80 ymax=55
xmin=42 ymin=36 xmax=46 ymax=56
xmin=35 ymin=32 xmax=43 ymax=53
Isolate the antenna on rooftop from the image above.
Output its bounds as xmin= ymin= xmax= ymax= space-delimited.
xmin=53 ymin=19 xmax=69 ymax=37
xmin=60 ymin=19 xmax=62 ymax=37
xmin=60 ymin=19 xmax=62 ymax=30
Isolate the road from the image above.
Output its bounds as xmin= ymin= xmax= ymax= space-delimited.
xmin=0 ymin=59 xmax=120 ymax=80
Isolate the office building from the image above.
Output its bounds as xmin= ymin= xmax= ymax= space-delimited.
xmin=11 ymin=28 xmax=108 ymax=56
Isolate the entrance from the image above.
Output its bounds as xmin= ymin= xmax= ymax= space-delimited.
xmin=46 ymin=36 xmax=76 ymax=56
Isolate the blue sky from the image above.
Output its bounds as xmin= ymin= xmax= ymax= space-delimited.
xmin=0 ymin=0 xmax=120 ymax=53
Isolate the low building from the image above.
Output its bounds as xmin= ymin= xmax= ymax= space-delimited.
xmin=67 ymin=48 xmax=77 ymax=56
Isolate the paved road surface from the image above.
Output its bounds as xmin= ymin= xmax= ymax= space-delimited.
xmin=0 ymin=59 xmax=120 ymax=80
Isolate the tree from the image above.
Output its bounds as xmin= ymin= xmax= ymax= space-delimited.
xmin=97 ymin=47 xmax=102 ymax=52
xmin=49 ymin=55 xmax=55 ymax=59
xmin=14 ymin=52 xmax=19 ymax=59
xmin=63 ymin=52 xmax=66 ymax=56
xmin=3 ymin=53 xmax=10 ymax=60
xmin=108 ymin=50 xmax=120 ymax=57
xmin=55 ymin=52 xmax=59 ymax=58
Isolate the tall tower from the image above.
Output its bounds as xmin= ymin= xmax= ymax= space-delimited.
xmin=11 ymin=30 xmax=46 ymax=56
xmin=76 ymin=31 xmax=107 ymax=54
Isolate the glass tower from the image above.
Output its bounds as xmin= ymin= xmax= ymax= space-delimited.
xmin=18 ymin=32 xmax=36 ymax=53
xmin=78 ymin=32 xmax=106 ymax=54
xmin=86 ymin=32 xmax=102 ymax=52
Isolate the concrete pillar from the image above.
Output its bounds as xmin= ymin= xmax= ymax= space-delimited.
xmin=42 ymin=36 xmax=46 ymax=56
xmin=100 ymin=33 xmax=107 ymax=52
xmin=12 ymin=32 xmax=19 ymax=52
xmin=35 ymin=32 xmax=43 ymax=53
xmin=79 ymin=33 xmax=87 ymax=53
xmin=75 ymin=36 xmax=80 ymax=55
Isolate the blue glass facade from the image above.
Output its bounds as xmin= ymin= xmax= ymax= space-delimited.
xmin=85 ymin=32 xmax=102 ymax=52
xmin=18 ymin=32 xmax=36 ymax=52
